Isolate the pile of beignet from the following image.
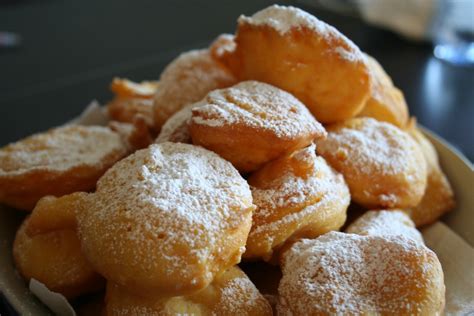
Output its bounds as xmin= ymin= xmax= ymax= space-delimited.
xmin=1 ymin=5 xmax=455 ymax=315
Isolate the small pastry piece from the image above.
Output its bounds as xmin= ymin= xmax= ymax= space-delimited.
xmin=13 ymin=216 xmax=104 ymax=299
xmin=155 ymin=103 xmax=195 ymax=144
xmin=245 ymin=144 xmax=349 ymax=262
xmin=209 ymin=33 xmax=237 ymax=62
xmin=190 ymin=81 xmax=326 ymax=173
xmin=358 ymin=54 xmax=409 ymax=128
xmin=220 ymin=5 xmax=371 ymax=123
xmin=0 ymin=125 xmax=127 ymax=210
xmin=106 ymin=78 xmax=159 ymax=129
xmin=346 ymin=209 xmax=423 ymax=244
xmin=407 ymin=124 xmax=455 ymax=226
xmin=317 ymin=117 xmax=427 ymax=208
xmin=153 ymin=48 xmax=236 ymax=131
xmin=109 ymin=116 xmax=154 ymax=151
xmin=77 ymin=143 xmax=255 ymax=296
xmin=104 ymin=266 xmax=272 ymax=316
xmin=278 ymin=232 xmax=445 ymax=315
xmin=25 ymin=192 xmax=88 ymax=236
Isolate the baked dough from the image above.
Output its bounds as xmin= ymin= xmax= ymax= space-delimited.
xmin=104 ymin=266 xmax=272 ymax=316
xmin=77 ymin=143 xmax=254 ymax=296
xmin=219 ymin=5 xmax=371 ymax=123
xmin=278 ymin=232 xmax=445 ymax=315
xmin=190 ymin=81 xmax=326 ymax=173
xmin=317 ymin=117 xmax=427 ymax=208
xmin=245 ymin=144 xmax=349 ymax=262
xmin=0 ymin=125 xmax=127 ymax=210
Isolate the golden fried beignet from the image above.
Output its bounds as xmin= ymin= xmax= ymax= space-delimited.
xmin=220 ymin=5 xmax=371 ymax=123
xmin=106 ymin=78 xmax=159 ymax=129
xmin=245 ymin=144 xmax=349 ymax=262
xmin=13 ymin=217 xmax=104 ymax=299
xmin=317 ymin=117 xmax=427 ymax=208
xmin=105 ymin=266 xmax=272 ymax=316
xmin=190 ymin=81 xmax=326 ymax=173
xmin=153 ymin=48 xmax=236 ymax=131
xmin=346 ymin=209 xmax=423 ymax=244
xmin=77 ymin=143 xmax=254 ymax=296
xmin=25 ymin=192 xmax=88 ymax=236
xmin=278 ymin=232 xmax=445 ymax=315
xmin=407 ymin=125 xmax=455 ymax=226
xmin=155 ymin=103 xmax=195 ymax=144
xmin=358 ymin=54 xmax=409 ymax=128
xmin=0 ymin=125 xmax=127 ymax=210
xmin=209 ymin=33 xmax=236 ymax=62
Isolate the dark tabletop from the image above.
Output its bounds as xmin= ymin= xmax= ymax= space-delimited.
xmin=0 ymin=0 xmax=473 ymax=314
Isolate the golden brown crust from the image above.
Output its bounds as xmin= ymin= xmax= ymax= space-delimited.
xmin=407 ymin=124 xmax=455 ymax=226
xmin=189 ymin=81 xmax=326 ymax=173
xmin=219 ymin=5 xmax=371 ymax=123
xmin=358 ymin=54 xmax=409 ymax=128
xmin=104 ymin=266 xmax=272 ymax=316
xmin=245 ymin=144 xmax=349 ymax=262
xmin=106 ymin=78 xmax=159 ymax=129
xmin=77 ymin=143 xmax=254 ymax=296
xmin=278 ymin=233 xmax=445 ymax=315
xmin=317 ymin=117 xmax=427 ymax=208
xmin=13 ymin=217 xmax=104 ymax=299
xmin=153 ymin=49 xmax=236 ymax=131
xmin=0 ymin=125 xmax=127 ymax=210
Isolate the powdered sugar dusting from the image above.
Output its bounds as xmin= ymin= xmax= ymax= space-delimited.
xmin=238 ymin=5 xmax=363 ymax=62
xmin=153 ymin=49 xmax=236 ymax=128
xmin=155 ymin=102 xmax=198 ymax=144
xmin=191 ymin=81 xmax=325 ymax=139
xmin=77 ymin=142 xmax=254 ymax=291
xmin=278 ymin=232 xmax=444 ymax=315
xmin=247 ymin=145 xmax=349 ymax=258
xmin=346 ymin=210 xmax=424 ymax=244
xmin=0 ymin=125 xmax=126 ymax=175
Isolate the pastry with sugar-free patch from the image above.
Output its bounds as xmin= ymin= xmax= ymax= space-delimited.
xmin=190 ymin=81 xmax=326 ymax=173
xmin=245 ymin=144 xmax=349 ymax=262
xmin=104 ymin=266 xmax=272 ymax=316
xmin=346 ymin=209 xmax=423 ymax=244
xmin=316 ymin=117 xmax=427 ymax=208
xmin=0 ymin=125 xmax=128 ymax=210
xmin=357 ymin=54 xmax=409 ymax=128
xmin=218 ymin=5 xmax=371 ymax=123
xmin=14 ymin=214 xmax=104 ymax=299
xmin=153 ymin=48 xmax=236 ymax=131
xmin=106 ymin=78 xmax=159 ymax=129
xmin=76 ymin=142 xmax=255 ymax=297
xmin=407 ymin=123 xmax=455 ymax=226
xmin=278 ymin=232 xmax=445 ymax=315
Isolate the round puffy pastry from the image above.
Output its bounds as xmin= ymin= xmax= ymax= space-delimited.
xmin=357 ymin=54 xmax=409 ymax=128
xmin=155 ymin=103 xmax=195 ymax=144
xmin=407 ymin=124 xmax=455 ymax=226
xmin=153 ymin=48 xmax=236 ymax=131
xmin=277 ymin=232 xmax=445 ymax=315
xmin=316 ymin=117 xmax=427 ymax=209
xmin=244 ymin=144 xmax=350 ymax=262
xmin=346 ymin=209 xmax=423 ymax=244
xmin=0 ymin=125 xmax=127 ymax=210
xmin=219 ymin=5 xmax=371 ymax=123
xmin=109 ymin=117 xmax=154 ymax=151
xmin=76 ymin=142 xmax=255 ymax=296
xmin=13 ymin=216 xmax=104 ymax=299
xmin=189 ymin=81 xmax=326 ymax=173
xmin=104 ymin=266 xmax=272 ymax=316
xmin=106 ymin=78 xmax=159 ymax=129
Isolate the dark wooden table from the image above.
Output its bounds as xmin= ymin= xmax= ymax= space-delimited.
xmin=0 ymin=0 xmax=473 ymax=314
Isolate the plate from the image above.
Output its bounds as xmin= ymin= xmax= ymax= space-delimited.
xmin=0 ymin=128 xmax=472 ymax=315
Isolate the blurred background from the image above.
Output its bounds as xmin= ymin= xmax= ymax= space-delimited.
xmin=0 ymin=0 xmax=473 ymax=162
